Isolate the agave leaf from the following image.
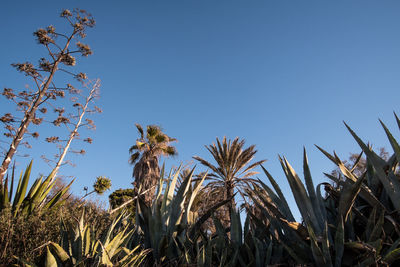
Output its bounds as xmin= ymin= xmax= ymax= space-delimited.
xmin=190 ymin=198 xmax=232 ymax=238
xmin=321 ymin=222 xmax=333 ymax=267
xmin=248 ymin=187 xmax=285 ymax=222
xmin=364 ymin=206 xmax=377 ymax=241
xmin=380 ymin=119 xmax=400 ymax=163
xmin=213 ymin=215 xmax=228 ymax=240
xmin=43 ymin=179 xmax=74 ymax=210
xmin=344 ymin=122 xmax=400 ymax=211
xmin=45 ymin=246 xmax=58 ymax=267
xmin=83 ymin=226 xmax=91 ymax=256
xmin=334 ymin=217 xmax=344 ymax=267
xmin=307 ymin=224 xmax=328 ymax=267
xmin=103 ymin=211 xmax=126 ymax=248
xmin=266 ymin=240 xmax=273 ymax=265
xmin=303 ymin=148 xmax=325 ymax=229
xmin=48 ymin=242 xmax=70 ymax=263
xmin=279 ymin=156 xmax=322 ymax=234
xmin=243 ymin=215 xmax=250 ymax=240
xmin=205 ymin=236 xmax=213 ymax=267
xmin=164 ymin=165 xmax=182 ymax=210
xmin=149 ymin=203 xmax=162 ymax=257
xmin=98 ymin=240 xmax=113 ymax=266
xmin=167 ymin=167 xmax=193 ymax=236
xmin=338 ymin=174 xmax=364 ymax=222
xmin=12 ymin=161 xmax=32 ymax=214
xmin=230 ymin=208 xmax=242 ymax=247
xmin=257 ymin=177 xmax=295 ymax=221
xmin=344 ymin=241 xmax=375 ymax=253
xmin=119 ymin=246 xmax=149 ymax=266
xmin=334 ymin=152 xmax=358 ymax=183
xmin=227 ymin=249 xmax=239 ymax=266
xmin=350 ymin=150 xmax=364 ymax=173
xmin=316 ymin=183 xmax=328 ymax=223
xmin=102 ymin=228 xmax=134 ymax=262
xmin=9 ymin=164 xmax=15 ymax=203
xmin=280 ymin=218 xmax=308 ymax=240
xmin=260 ymin=165 xmax=294 ymax=221
xmin=383 ymin=248 xmax=400 ymax=264
xmin=1 ymin=174 xmax=9 ymax=209
xmin=31 ymin=173 xmax=56 ymax=207
xmin=324 ymin=168 xmax=383 ymax=211
xmin=317 ymin=145 xmax=382 ymax=208
xmin=279 ymin=239 xmax=307 ymax=264
xmin=368 ymin=210 xmax=385 ymax=242
xmin=185 ymin=170 xmax=207 ymax=224
xmin=25 ymin=177 xmax=42 ymax=200
xmin=23 ymin=177 xmax=44 ymax=214
xmin=369 ymin=239 xmax=382 ymax=255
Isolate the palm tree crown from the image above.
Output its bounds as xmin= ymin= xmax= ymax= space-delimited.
xmin=193 ymin=136 xmax=266 ymax=214
xmin=129 ymin=124 xmax=177 ymax=206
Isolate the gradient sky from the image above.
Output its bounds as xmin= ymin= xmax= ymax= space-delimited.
xmin=1 ymin=1 xmax=400 ymax=218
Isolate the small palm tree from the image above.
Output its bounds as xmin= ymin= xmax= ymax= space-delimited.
xmin=193 ymin=137 xmax=266 ymax=217
xmin=129 ymin=124 xmax=177 ymax=206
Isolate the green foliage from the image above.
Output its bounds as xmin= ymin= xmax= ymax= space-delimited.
xmin=5 ymin=113 xmax=400 ymax=266
xmin=134 ymin=165 xmax=231 ymax=265
xmin=0 ymin=165 xmax=109 ymax=266
xmin=109 ymin=188 xmax=135 ymax=209
xmin=193 ymin=136 xmax=266 ymax=216
xmin=0 ymin=207 xmax=62 ymax=265
xmin=20 ymin=210 xmax=148 ymax=266
xmin=0 ymin=161 xmax=73 ymax=217
xmin=93 ymin=176 xmax=111 ymax=195
xmin=244 ymin=113 xmax=400 ymax=266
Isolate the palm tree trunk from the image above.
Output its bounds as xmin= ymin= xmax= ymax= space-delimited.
xmin=133 ymin=155 xmax=160 ymax=207
xmin=226 ymin=181 xmax=236 ymax=221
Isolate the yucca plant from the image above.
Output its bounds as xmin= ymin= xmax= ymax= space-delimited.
xmin=0 ymin=161 xmax=73 ymax=217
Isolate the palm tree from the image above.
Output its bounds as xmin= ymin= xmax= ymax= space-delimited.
xmin=193 ymin=137 xmax=266 ymax=217
xmin=129 ymin=124 xmax=177 ymax=206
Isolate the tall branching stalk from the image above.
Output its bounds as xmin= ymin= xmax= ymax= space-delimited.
xmin=0 ymin=9 xmax=95 ymax=184
xmin=47 ymin=79 xmax=101 ymax=182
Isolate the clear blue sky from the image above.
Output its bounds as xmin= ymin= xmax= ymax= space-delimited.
xmin=1 ymin=1 xmax=400 ymax=217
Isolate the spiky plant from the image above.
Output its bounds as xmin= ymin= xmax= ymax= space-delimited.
xmin=0 ymin=161 xmax=73 ymax=217
xmin=245 ymin=113 xmax=400 ymax=266
xmin=134 ymin=165 xmax=231 ymax=266
xmin=193 ymin=137 xmax=266 ymax=220
xmin=129 ymin=124 xmax=177 ymax=207
xmin=20 ymin=210 xmax=149 ymax=266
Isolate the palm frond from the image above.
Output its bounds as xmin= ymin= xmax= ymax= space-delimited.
xmin=193 ymin=156 xmax=220 ymax=174
xmin=129 ymin=152 xmax=140 ymax=165
xmin=129 ymin=145 xmax=139 ymax=154
xmin=135 ymin=123 xmax=144 ymax=139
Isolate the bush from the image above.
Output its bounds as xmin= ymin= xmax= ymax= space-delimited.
xmin=0 ymin=196 xmax=110 ymax=265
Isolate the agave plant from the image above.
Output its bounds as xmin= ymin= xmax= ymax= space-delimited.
xmin=0 ymin=161 xmax=73 ymax=217
xmin=135 ymin=165 xmax=231 ymax=265
xmin=19 ymin=209 xmax=148 ymax=266
xmin=245 ymin=114 xmax=400 ymax=266
xmin=314 ymin=114 xmax=400 ymax=266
